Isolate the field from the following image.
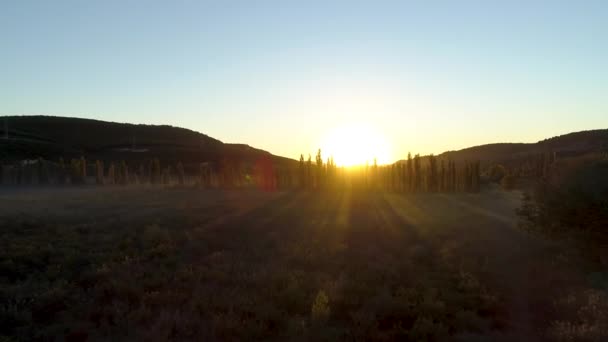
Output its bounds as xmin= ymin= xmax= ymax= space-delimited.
xmin=0 ymin=187 xmax=597 ymax=341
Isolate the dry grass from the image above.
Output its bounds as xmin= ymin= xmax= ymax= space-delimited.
xmin=0 ymin=187 xmax=593 ymax=341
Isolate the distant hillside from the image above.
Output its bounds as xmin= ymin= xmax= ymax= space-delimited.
xmin=0 ymin=116 xmax=294 ymax=166
xmin=401 ymin=129 xmax=608 ymax=167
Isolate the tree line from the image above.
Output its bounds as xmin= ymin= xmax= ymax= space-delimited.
xmin=0 ymin=151 xmax=481 ymax=193
xmin=297 ymin=150 xmax=480 ymax=193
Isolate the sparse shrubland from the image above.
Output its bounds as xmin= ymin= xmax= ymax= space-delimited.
xmin=0 ymin=188 xmax=517 ymax=341
xmin=515 ymin=153 xmax=608 ymax=340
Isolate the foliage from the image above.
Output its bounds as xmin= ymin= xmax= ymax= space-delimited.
xmin=517 ymin=155 xmax=608 ymax=235
xmin=311 ymin=290 xmax=330 ymax=325
xmin=549 ymin=290 xmax=608 ymax=341
xmin=0 ymin=189 xmax=506 ymax=341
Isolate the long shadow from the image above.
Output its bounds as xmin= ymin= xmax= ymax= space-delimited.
xmin=341 ymin=191 xmax=437 ymax=276
xmin=200 ymin=191 xmax=348 ymax=261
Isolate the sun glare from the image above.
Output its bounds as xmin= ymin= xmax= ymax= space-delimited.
xmin=320 ymin=124 xmax=392 ymax=167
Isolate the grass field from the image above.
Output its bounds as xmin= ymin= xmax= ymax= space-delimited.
xmin=0 ymin=187 xmax=598 ymax=341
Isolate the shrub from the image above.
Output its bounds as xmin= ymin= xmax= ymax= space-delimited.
xmin=500 ymin=174 xmax=515 ymax=190
xmin=176 ymin=162 xmax=185 ymax=185
xmin=311 ymin=290 xmax=330 ymax=325
xmin=517 ymin=155 xmax=608 ymax=235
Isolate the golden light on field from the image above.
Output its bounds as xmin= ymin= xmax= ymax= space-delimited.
xmin=320 ymin=124 xmax=392 ymax=167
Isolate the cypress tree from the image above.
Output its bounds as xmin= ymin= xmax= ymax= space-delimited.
xmin=163 ymin=166 xmax=172 ymax=185
xmin=453 ymin=161 xmax=458 ymax=192
xmin=15 ymin=164 xmax=22 ymax=185
xmin=70 ymin=158 xmax=83 ymax=184
xmin=315 ymin=149 xmax=323 ymax=189
xmin=80 ymin=156 xmax=87 ymax=180
xmin=200 ymin=163 xmax=209 ymax=188
xmin=407 ymin=153 xmax=413 ymax=192
xmin=119 ymin=161 xmax=129 ymax=185
xmin=472 ymin=161 xmax=480 ymax=192
xmin=95 ymin=160 xmax=104 ymax=185
xmin=326 ymin=157 xmax=332 ymax=189
xmin=147 ymin=160 xmax=153 ymax=184
xmin=107 ymin=162 xmax=116 ymax=185
xmin=138 ymin=164 xmax=145 ymax=184
xmin=439 ymin=159 xmax=446 ymax=192
xmin=299 ymin=154 xmax=305 ymax=189
xmin=428 ymin=154 xmax=438 ymax=192
xmin=58 ymin=158 xmax=66 ymax=184
xmin=38 ymin=158 xmax=49 ymax=185
xmin=152 ymin=159 xmax=161 ymax=184
xmin=401 ymin=161 xmax=407 ymax=192
xmin=413 ymin=154 xmax=421 ymax=192
xmin=394 ymin=163 xmax=400 ymax=192
xmin=177 ymin=162 xmax=185 ymax=185
xmin=306 ymin=154 xmax=312 ymax=189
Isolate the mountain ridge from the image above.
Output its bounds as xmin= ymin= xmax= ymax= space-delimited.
xmin=2 ymin=115 xmax=607 ymax=166
xmin=0 ymin=115 xmax=294 ymax=166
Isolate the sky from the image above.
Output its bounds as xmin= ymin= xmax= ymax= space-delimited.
xmin=1 ymin=1 xmax=607 ymax=162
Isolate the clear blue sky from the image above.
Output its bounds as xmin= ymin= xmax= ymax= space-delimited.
xmin=1 ymin=1 xmax=607 ymax=161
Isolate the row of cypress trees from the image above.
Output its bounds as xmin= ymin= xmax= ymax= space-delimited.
xmin=297 ymin=151 xmax=481 ymax=193
xmin=0 ymin=158 xmax=186 ymax=186
xmin=1 ymin=153 xmax=481 ymax=193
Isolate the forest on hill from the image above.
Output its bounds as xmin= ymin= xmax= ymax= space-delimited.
xmin=0 ymin=116 xmax=293 ymax=167
xmin=436 ymin=129 xmax=608 ymax=168
xmin=1 ymin=116 xmax=607 ymax=197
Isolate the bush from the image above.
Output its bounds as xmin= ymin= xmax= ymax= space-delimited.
xmin=517 ymin=155 xmax=608 ymax=235
xmin=500 ymin=174 xmax=515 ymax=190
xmin=487 ymin=164 xmax=507 ymax=183
xmin=311 ymin=290 xmax=330 ymax=325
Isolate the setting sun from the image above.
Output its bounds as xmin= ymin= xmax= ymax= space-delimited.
xmin=320 ymin=124 xmax=392 ymax=167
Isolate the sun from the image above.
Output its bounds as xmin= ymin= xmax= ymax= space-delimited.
xmin=320 ymin=124 xmax=392 ymax=167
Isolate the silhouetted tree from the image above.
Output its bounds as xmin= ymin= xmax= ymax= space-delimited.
xmin=501 ymin=172 xmax=515 ymax=190
xmin=472 ymin=160 xmax=480 ymax=192
xmin=428 ymin=154 xmax=438 ymax=192
xmin=118 ymin=161 xmax=129 ymax=185
xmin=200 ymin=163 xmax=211 ymax=188
xmin=316 ymin=149 xmax=323 ymax=189
xmin=38 ymin=158 xmax=49 ymax=185
xmin=326 ymin=157 xmax=332 ymax=188
xmin=151 ymin=158 xmax=161 ymax=184
xmin=80 ymin=156 xmax=87 ymax=180
xmin=58 ymin=158 xmax=67 ymax=184
xmin=138 ymin=164 xmax=145 ymax=184
xmin=176 ymin=162 xmax=185 ymax=185
xmin=372 ymin=158 xmax=378 ymax=190
xmin=107 ymin=162 xmax=116 ymax=185
xmin=16 ymin=164 xmax=23 ymax=185
xmin=407 ymin=153 xmax=413 ymax=192
xmin=95 ymin=160 xmax=104 ymax=185
xmin=439 ymin=159 xmax=446 ymax=192
xmin=306 ymin=154 xmax=312 ymax=189
xmin=70 ymin=158 xmax=84 ymax=184
xmin=299 ymin=154 xmax=305 ymax=189
xmin=449 ymin=160 xmax=456 ymax=192
xmin=413 ymin=154 xmax=421 ymax=192
xmin=162 ymin=166 xmax=172 ymax=185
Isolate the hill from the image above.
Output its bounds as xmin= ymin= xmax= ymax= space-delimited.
xmin=400 ymin=129 xmax=608 ymax=167
xmin=0 ymin=115 xmax=294 ymax=166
